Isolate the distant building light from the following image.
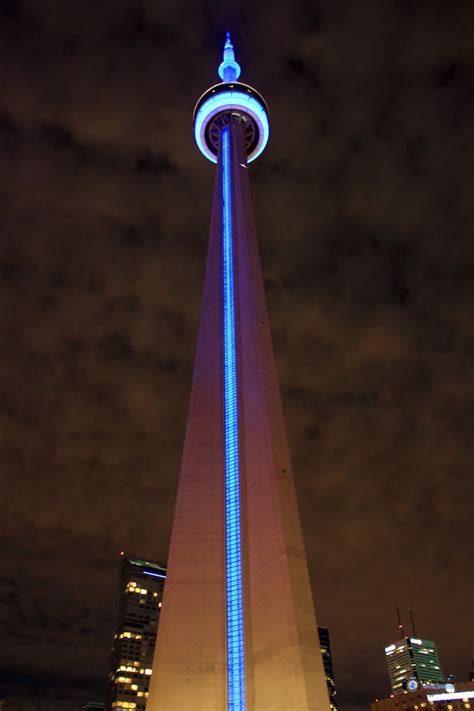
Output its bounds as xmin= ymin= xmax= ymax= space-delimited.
xmin=406 ymin=678 xmax=420 ymax=692
xmin=410 ymin=638 xmax=423 ymax=645
xmin=428 ymin=692 xmax=474 ymax=702
xmin=385 ymin=644 xmax=396 ymax=653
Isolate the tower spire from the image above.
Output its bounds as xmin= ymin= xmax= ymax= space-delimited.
xmin=218 ymin=31 xmax=241 ymax=82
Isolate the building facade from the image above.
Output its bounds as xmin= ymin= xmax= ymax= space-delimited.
xmin=106 ymin=554 xmax=166 ymax=711
xmin=372 ymin=682 xmax=474 ymax=711
xmin=318 ymin=627 xmax=338 ymax=711
xmin=385 ymin=638 xmax=444 ymax=695
xmin=147 ymin=34 xmax=330 ymax=711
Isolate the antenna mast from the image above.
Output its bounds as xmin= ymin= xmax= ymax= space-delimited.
xmin=396 ymin=606 xmax=405 ymax=638
xmin=408 ymin=604 xmax=418 ymax=637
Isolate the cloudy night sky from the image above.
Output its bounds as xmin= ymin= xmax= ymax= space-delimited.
xmin=1 ymin=0 xmax=473 ymax=708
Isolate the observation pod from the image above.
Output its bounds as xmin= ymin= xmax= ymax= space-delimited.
xmin=193 ymin=33 xmax=270 ymax=164
xmin=148 ymin=32 xmax=330 ymax=711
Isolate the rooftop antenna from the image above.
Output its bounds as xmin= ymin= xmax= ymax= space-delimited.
xmin=396 ymin=605 xmax=405 ymax=638
xmin=218 ymin=31 xmax=241 ymax=83
xmin=408 ymin=604 xmax=418 ymax=637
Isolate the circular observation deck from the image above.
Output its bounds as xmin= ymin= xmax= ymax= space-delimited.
xmin=193 ymin=82 xmax=270 ymax=164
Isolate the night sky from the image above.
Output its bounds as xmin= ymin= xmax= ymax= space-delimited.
xmin=1 ymin=1 xmax=473 ymax=709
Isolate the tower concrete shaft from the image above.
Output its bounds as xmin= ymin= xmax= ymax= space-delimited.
xmin=147 ymin=38 xmax=329 ymax=711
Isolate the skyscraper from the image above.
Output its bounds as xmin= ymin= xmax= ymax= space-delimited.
xmin=106 ymin=554 xmax=166 ymax=710
xmin=147 ymin=34 xmax=329 ymax=711
xmin=385 ymin=637 xmax=444 ymax=694
xmin=318 ymin=627 xmax=338 ymax=711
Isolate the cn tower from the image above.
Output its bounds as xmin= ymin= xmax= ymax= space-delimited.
xmin=147 ymin=34 xmax=330 ymax=711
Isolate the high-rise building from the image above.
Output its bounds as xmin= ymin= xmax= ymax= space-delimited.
xmin=385 ymin=637 xmax=444 ymax=694
xmin=318 ymin=627 xmax=338 ymax=711
xmin=106 ymin=554 xmax=166 ymax=710
xmin=147 ymin=33 xmax=329 ymax=711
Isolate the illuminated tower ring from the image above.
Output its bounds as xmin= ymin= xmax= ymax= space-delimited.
xmin=193 ymin=34 xmax=269 ymax=163
xmin=193 ymin=83 xmax=269 ymax=163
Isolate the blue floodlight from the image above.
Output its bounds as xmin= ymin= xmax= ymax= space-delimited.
xmin=222 ymin=126 xmax=246 ymax=710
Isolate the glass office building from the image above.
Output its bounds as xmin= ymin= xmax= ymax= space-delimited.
xmin=106 ymin=554 xmax=166 ymax=710
xmin=385 ymin=637 xmax=444 ymax=694
xmin=318 ymin=626 xmax=338 ymax=710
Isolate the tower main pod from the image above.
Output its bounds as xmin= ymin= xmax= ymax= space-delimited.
xmin=147 ymin=35 xmax=330 ymax=711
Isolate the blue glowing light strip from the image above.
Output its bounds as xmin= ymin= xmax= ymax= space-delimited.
xmin=222 ymin=126 xmax=246 ymax=710
xmin=143 ymin=571 xmax=166 ymax=579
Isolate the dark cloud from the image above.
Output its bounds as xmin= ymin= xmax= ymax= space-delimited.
xmin=0 ymin=0 xmax=473 ymax=708
xmin=0 ymin=111 xmax=22 ymax=155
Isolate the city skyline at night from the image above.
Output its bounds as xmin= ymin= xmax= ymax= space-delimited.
xmin=103 ymin=553 xmax=341 ymax=710
xmin=1 ymin=2 xmax=472 ymax=709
